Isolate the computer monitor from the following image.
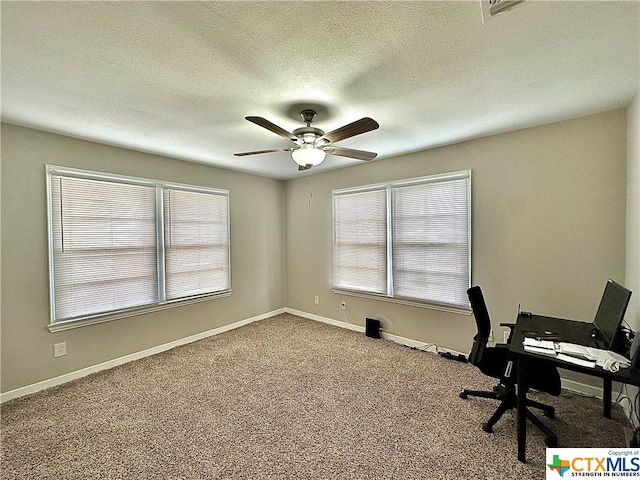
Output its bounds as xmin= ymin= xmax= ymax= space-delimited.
xmin=592 ymin=279 xmax=632 ymax=350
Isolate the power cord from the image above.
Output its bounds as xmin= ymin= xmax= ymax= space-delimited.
xmin=625 ymin=385 xmax=640 ymax=447
xmin=631 ymin=391 xmax=640 ymax=447
xmin=421 ymin=342 xmax=467 ymax=363
xmin=613 ymin=385 xmax=640 ymax=447
xmin=339 ymin=304 xmax=356 ymax=331
xmin=367 ymin=313 xmax=443 ymax=354
xmin=360 ymin=312 xmax=463 ymax=361
xmin=370 ymin=327 xmax=463 ymax=363
xmin=614 ymin=385 xmax=636 ymax=426
xmin=421 ymin=343 xmax=439 ymax=353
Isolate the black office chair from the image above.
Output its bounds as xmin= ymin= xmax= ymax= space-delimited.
xmin=460 ymin=286 xmax=561 ymax=446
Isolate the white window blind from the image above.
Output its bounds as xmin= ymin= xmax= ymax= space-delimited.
xmin=332 ymin=171 xmax=470 ymax=309
xmin=392 ymin=177 xmax=470 ymax=307
xmin=164 ymin=188 xmax=230 ymax=301
xmin=47 ymin=166 xmax=231 ymax=325
xmin=49 ymin=175 xmax=158 ymax=320
xmin=332 ymin=189 xmax=387 ymax=295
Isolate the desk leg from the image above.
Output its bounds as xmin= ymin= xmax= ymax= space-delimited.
xmin=603 ymin=378 xmax=612 ymax=419
xmin=517 ymin=358 xmax=527 ymax=463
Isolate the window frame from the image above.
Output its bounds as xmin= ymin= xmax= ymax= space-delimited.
xmin=332 ymin=170 xmax=471 ymax=313
xmin=46 ymin=165 xmax=231 ymax=331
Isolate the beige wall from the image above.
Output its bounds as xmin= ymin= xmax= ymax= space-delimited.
xmin=627 ymin=95 xmax=640 ymax=332
xmin=285 ymin=109 xmax=628 ymax=355
xmin=1 ymin=124 xmax=286 ymax=393
xmin=0 ymin=107 xmax=631 ymax=395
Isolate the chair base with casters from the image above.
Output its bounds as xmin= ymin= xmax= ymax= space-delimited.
xmin=459 ymin=384 xmax=558 ymax=447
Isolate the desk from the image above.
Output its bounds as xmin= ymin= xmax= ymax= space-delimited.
xmin=509 ymin=313 xmax=640 ymax=463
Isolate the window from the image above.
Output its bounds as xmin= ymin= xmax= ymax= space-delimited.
xmin=332 ymin=188 xmax=388 ymax=295
xmin=163 ymin=188 xmax=230 ymax=301
xmin=47 ymin=166 xmax=230 ymax=325
xmin=332 ymin=170 xmax=470 ymax=309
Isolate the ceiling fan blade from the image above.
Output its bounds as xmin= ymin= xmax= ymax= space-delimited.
xmin=298 ymin=164 xmax=313 ymax=171
xmin=322 ymin=146 xmax=377 ymax=161
xmin=245 ymin=116 xmax=298 ymax=142
xmin=317 ymin=117 xmax=379 ymax=144
xmin=234 ymin=147 xmax=294 ymax=156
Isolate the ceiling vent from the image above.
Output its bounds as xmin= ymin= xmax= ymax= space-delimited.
xmin=481 ymin=0 xmax=526 ymax=22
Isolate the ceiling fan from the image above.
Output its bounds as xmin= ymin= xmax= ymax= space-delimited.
xmin=234 ymin=109 xmax=379 ymax=171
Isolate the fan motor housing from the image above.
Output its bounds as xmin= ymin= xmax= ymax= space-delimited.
xmin=292 ymin=127 xmax=324 ymax=143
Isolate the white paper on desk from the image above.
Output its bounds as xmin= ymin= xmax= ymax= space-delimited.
xmin=522 ymin=338 xmax=557 ymax=357
xmin=556 ymin=353 xmax=596 ymax=368
xmin=523 ymin=337 xmax=555 ymax=351
xmin=523 ymin=344 xmax=557 ymax=356
xmin=556 ymin=343 xmax=631 ymax=372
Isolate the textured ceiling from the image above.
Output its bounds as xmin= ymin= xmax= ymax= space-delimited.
xmin=2 ymin=1 xmax=639 ymax=180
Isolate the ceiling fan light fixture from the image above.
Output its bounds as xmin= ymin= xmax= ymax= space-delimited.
xmin=236 ymin=110 xmax=379 ymax=171
xmin=292 ymin=144 xmax=326 ymax=167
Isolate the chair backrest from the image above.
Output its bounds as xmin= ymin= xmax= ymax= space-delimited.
xmin=466 ymin=285 xmax=561 ymax=395
xmin=467 ymin=286 xmax=492 ymax=367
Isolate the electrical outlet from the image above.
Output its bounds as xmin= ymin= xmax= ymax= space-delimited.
xmin=53 ymin=342 xmax=67 ymax=357
xmin=314 ymin=296 xmax=319 ymax=305
xmin=340 ymin=301 xmax=347 ymax=311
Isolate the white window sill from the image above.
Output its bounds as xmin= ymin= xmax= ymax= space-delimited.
xmin=332 ymin=289 xmax=471 ymax=316
xmin=48 ymin=290 xmax=232 ymax=332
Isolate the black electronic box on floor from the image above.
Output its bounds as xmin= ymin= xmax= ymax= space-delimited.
xmin=365 ymin=318 xmax=381 ymax=339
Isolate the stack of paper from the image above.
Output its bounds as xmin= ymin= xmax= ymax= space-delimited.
xmin=556 ymin=343 xmax=630 ymax=372
xmin=521 ymin=337 xmax=631 ymax=371
xmin=522 ymin=337 xmax=556 ymax=356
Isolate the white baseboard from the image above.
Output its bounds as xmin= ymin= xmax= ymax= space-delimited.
xmin=286 ymin=308 xmax=606 ymax=400
xmin=2 ymin=307 xmax=608 ymax=406
xmin=561 ymin=378 xmax=604 ymax=399
xmin=286 ymin=307 xmax=466 ymax=356
xmin=0 ymin=308 xmax=285 ymax=403
xmin=285 ymin=307 xmax=365 ymax=333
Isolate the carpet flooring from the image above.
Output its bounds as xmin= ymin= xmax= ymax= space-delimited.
xmin=0 ymin=313 xmax=632 ymax=479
